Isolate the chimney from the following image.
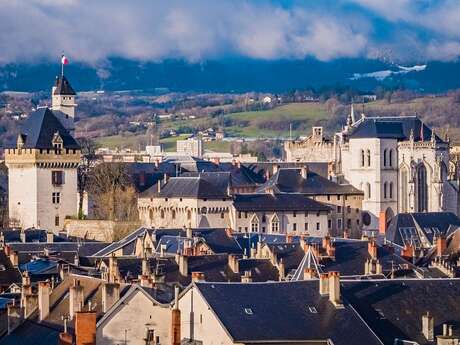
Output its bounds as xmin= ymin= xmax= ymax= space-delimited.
xmin=154 ymin=159 xmax=159 ymax=168
xmin=75 ymin=311 xmax=96 ymax=345
xmin=286 ymin=234 xmax=293 ymax=244
xmin=273 ymin=164 xmax=280 ymax=175
xmin=319 ymin=273 xmax=329 ymax=296
xmin=368 ymin=239 xmax=378 ymax=260
xmin=228 ymin=254 xmax=239 ymax=273
xmin=343 ymin=229 xmax=349 ymax=239
xmin=422 ymin=312 xmax=434 ymax=341
xmin=163 ymin=173 xmax=169 ymax=184
xmin=9 ymin=250 xmax=18 ymax=267
xmin=303 ymin=268 xmax=315 ymax=279
xmin=20 ymin=229 xmax=26 ymax=243
xmin=160 ymin=244 xmax=166 ymax=258
xmin=256 ymin=241 xmax=262 ymax=259
xmin=70 ymin=280 xmax=84 ymax=319
xmin=278 ymin=259 xmax=285 ymax=281
xmin=102 ymin=282 xmax=120 ymax=313
xmin=142 ymin=256 xmax=151 ymax=276
xmin=328 ymin=271 xmax=342 ymax=307
xmin=375 ymin=260 xmax=382 ymax=275
xmin=322 ymin=235 xmax=331 ymax=250
xmin=186 ymin=226 xmax=193 ymax=239
xmin=58 ymin=333 xmax=73 ymax=345
xmin=379 ymin=211 xmax=388 ymax=235
xmin=38 ymin=281 xmax=50 ymax=321
xmin=300 ymin=166 xmax=308 ymax=179
xmin=436 ymin=235 xmax=447 ymax=257
xmin=402 ymin=244 xmax=414 ymax=260
xmin=108 ymin=254 xmax=120 ymax=283
xmin=23 ymin=294 xmax=38 ymax=318
xmin=191 ymin=272 xmax=205 ymax=282
xmin=157 ymin=181 xmax=161 ymax=193
xmin=179 ymin=254 xmax=188 ymax=276
xmin=171 ymin=286 xmax=181 ymax=345
xmin=225 ymin=227 xmax=233 ymax=238
xmin=241 ymin=270 xmax=253 ymax=283
xmin=140 ymin=275 xmax=153 ymax=288
xmin=46 ymin=231 xmax=54 ymax=243
xmin=250 ymin=243 xmax=257 ymax=258
xmin=7 ymin=303 xmax=23 ymax=334
xmin=4 ymin=244 xmax=10 ymax=256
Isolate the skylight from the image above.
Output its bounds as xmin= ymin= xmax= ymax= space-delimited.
xmin=244 ymin=308 xmax=254 ymax=315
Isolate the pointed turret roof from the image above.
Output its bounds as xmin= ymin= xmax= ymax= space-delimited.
xmin=53 ymin=75 xmax=76 ymax=95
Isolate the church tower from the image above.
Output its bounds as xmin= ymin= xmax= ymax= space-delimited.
xmin=51 ymin=75 xmax=77 ymax=134
xmin=5 ymin=102 xmax=81 ymax=232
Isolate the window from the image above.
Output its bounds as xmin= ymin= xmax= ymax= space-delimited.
xmin=244 ymin=308 xmax=253 ymax=315
xmin=347 ymin=206 xmax=351 ymax=213
xmin=244 ymin=212 xmax=248 ymax=218
xmin=220 ymin=212 xmax=225 ymax=219
xmin=360 ymin=149 xmax=365 ymax=167
xmin=262 ymin=226 xmax=266 ymax=233
xmin=338 ymin=219 xmax=342 ymax=229
xmin=251 ymin=215 xmax=259 ymax=233
xmin=293 ymin=211 xmax=297 ymax=217
xmin=316 ymin=222 xmax=320 ymax=231
xmin=293 ymin=223 xmax=297 ymax=231
xmin=262 ymin=214 xmax=266 ymax=222
xmin=327 ymin=195 xmax=331 ymax=201
xmin=305 ymin=222 xmax=309 ymax=231
xmin=271 ymin=214 xmax=280 ymax=233
xmin=337 ymin=195 xmax=341 ymax=201
xmin=417 ymin=164 xmax=428 ymax=212
xmin=389 ymin=149 xmax=393 ymax=167
xmin=52 ymin=192 xmax=61 ymax=204
xmin=337 ymin=206 xmax=342 ymax=213
xmin=383 ymin=149 xmax=387 ymax=167
xmin=366 ymin=183 xmax=372 ymax=200
xmin=347 ymin=219 xmax=352 ymax=228
xmin=400 ymin=167 xmax=408 ymax=212
xmin=201 ymin=207 xmax=207 ymax=214
xmin=55 ymin=216 xmax=60 ymax=226
xmin=238 ymin=212 xmax=242 ymax=219
xmin=383 ymin=182 xmax=388 ymax=199
xmin=328 ymin=219 xmax=331 ymax=229
xmin=51 ymin=171 xmax=64 ymax=185
xmin=389 ymin=182 xmax=393 ymax=199
xmin=366 ymin=149 xmax=371 ymax=167
xmin=304 ymin=211 xmax=309 ymax=217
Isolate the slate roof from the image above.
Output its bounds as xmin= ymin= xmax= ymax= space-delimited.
xmin=194 ymin=281 xmax=382 ymax=345
xmin=53 ymin=75 xmax=76 ymax=95
xmin=249 ymin=162 xmax=330 ymax=179
xmin=0 ymin=320 xmax=60 ymax=345
xmin=141 ymin=175 xmax=230 ymax=199
xmin=126 ymin=162 xmax=177 ymax=193
xmin=386 ymin=212 xmax=460 ymax=248
xmin=349 ymin=116 xmax=444 ymax=142
xmin=258 ymin=168 xmax=363 ymax=195
xmin=343 ymin=279 xmax=460 ymax=344
xmin=91 ymin=227 xmax=153 ymax=257
xmin=8 ymin=108 xmax=80 ymax=149
xmin=233 ymin=193 xmax=330 ymax=212
xmin=0 ymin=251 xmax=21 ymax=288
xmin=1 ymin=229 xmax=68 ymax=243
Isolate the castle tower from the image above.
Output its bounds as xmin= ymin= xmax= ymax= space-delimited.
xmin=51 ymin=75 xmax=77 ymax=134
xmin=5 ymin=108 xmax=81 ymax=232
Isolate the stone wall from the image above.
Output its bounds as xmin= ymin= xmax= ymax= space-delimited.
xmin=63 ymin=219 xmax=139 ymax=242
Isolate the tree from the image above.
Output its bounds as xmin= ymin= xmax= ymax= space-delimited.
xmin=0 ymin=162 xmax=8 ymax=228
xmin=76 ymin=138 xmax=98 ymax=219
xmin=87 ymin=162 xmax=138 ymax=221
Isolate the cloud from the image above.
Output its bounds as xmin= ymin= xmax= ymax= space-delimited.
xmin=0 ymin=0 xmax=459 ymax=65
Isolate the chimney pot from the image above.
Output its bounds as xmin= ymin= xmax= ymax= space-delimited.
xmin=328 ymin=271 xmax=342 ymax=307
xmin=102 ymin=282 xmax=120 ymax=313
xmin=319 ymin=273 xmax=329 ymax=295
xmin=38 ymin=281 xmax=50 ymax=321
xmin=422 ymin=312 xmax=434 ymax=341
xmin=191 ymin=271 xmax=205 ymax=282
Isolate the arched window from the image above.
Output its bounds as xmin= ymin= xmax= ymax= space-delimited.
xmin=360 ymin=149 xmax=365 ymax=167
xmin=389 ymin=150 xmax=393 ymax=167
xmin=417 ymin=165 xmax=428 ymax=212
xmin=250 ymin=215 xmax=259 ymax=233
xmin=270 ymin=214 xmax=280 ymax=233
xmin=366 ymin=149 xmax=371 ymax=167
xmin=400 ymin=167 xmax=408 ymax=212
xmin=389 ymin=182 xmax=393 ymax=199
xmin=201 ymin=207 xmax=207 ymax=214
xmin=383 ymin=149 xmax=387 ymax=167
xmin=383 ymin=182 xmax=387 ymax=199
xmin=366 ymin=183 xmax=372 ymax=200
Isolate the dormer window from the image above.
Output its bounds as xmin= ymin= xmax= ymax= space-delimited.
xmin=52 ymin=132 xmax=64 ymax=153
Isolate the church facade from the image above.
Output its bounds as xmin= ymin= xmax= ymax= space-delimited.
xmin=5 ymin=75 xmax=80 ymax=232
xmin=285 ymin=107 xmax=459 ymax=231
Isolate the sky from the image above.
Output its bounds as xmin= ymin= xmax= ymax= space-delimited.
xmin=1 ymin=0 xmax=460 ymax=65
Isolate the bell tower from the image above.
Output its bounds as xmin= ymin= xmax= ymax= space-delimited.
xmin=51 ymin=75 xmax=77 ymax=134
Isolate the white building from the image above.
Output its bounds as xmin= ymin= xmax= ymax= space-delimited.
xmin=176 ymin=137 xmax=203 ymax=158
xmin=5 ymin=75 xmax=80 ymax=232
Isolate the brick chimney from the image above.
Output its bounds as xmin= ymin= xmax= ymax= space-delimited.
xmin=191 ymin=272 xmax=205 ymax=282
xmin=322 ymin=235 xmax=331 ymax=250
xmin=402 ymin=244 xmax=415 ymax=260
xmin=171 ymin=286 xmax=181 ymax=345
xmin=70 ymin=280 xmax=84 ymax=319
xmin=38 ymin=281 xmax=50 ymax=321
xmin=9 ymin=250 xmax=18 ymax=267
xmin=328 ymin=271 xmax=342 ymax=307
xmin=46 ymin=231 xmax=54 ymax=243
xmin=304 ymin=268 xmax=315 ymax=279
xmin=343 ymin=229 xmax=349 ymax=239
xmin=241 ymin=270 xmax=253 ymax=283
xmin=379 ymin=211 xmax=388 ymax=235
xmin=75 ymin=311 xmax=96 ymax=345
xmin=225 ymin=227 xmax=233 ymax=238
xmin=228 ymin=254 xmax=239 ymax=273
xmin=286 ymin=234 xmax=293 ymax=244
xmin=368 ymin=239 xmax=378 ymax=260
xmin=422 ymin=312 xmax=434 ymax=341
xmin=436 ymin=235 xmax=447 ymax=257
xmin=7 ymin=303 xmax=23 ymax=334
xmin=102 ymin=282 xmax=120 ymax=313
xmin=300 ymin=166 xmax=308 ymax=179
xmin=319 ymin=273 xmax=329 ymax=296
xmin=179 ymin=254 xmax=188 ymax=276
xmin=278 ymin=259 xmax=285 ymax=281
xmin=58 ymin=332 xmax=73 ymax=345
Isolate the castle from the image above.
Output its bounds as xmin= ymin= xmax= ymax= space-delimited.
xmin=285 ymin=106 xmax=459 ymax=230
xmin=4 ymin=75 xmax=80 ymax=232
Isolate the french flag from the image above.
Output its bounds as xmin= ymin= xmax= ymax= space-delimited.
xmin=61 ymin=55 xmax=69 ymax=65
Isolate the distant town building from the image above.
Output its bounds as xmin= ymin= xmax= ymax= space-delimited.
xmin=176 ymin=137 xmax=203 ymax=158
